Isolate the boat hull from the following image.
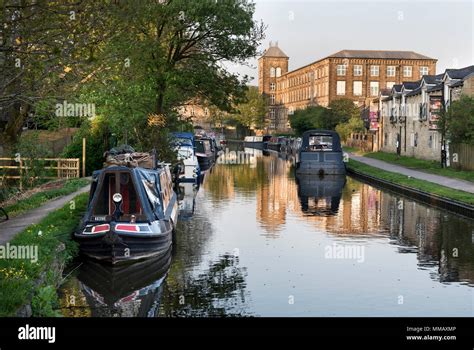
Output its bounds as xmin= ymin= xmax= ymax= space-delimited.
xmin=74 ymin=228 xmax=173 ymax=264
xmin=197 ymin=154 xmax=214 ymax=171
xmin=243 ymin=141 xmax=266 ymax=150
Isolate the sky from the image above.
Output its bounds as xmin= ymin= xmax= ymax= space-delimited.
xmin=228 ymin=0 xmax=474 ymax=84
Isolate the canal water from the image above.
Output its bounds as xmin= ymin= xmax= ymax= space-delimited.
xmin=59 ymin=148 xmax=474 ymax=317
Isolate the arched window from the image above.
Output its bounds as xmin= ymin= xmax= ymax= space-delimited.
xmin=270 ymin=67 xmax=276 ymax=77
xmin=276 ymin=67 xmax=282 ymax=77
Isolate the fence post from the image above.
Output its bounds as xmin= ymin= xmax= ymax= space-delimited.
xmin=82 ymin=137 xmax=86 ymax=177
xmin=19 ymin=158 xmax=23 ymax=191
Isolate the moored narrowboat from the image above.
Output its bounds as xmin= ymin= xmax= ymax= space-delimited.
xmin=171 ymin=132 xmax=200 ymax=183
xmin=243 ymin=135 xmax=271 ymax=150
xmin=74 ymin=152 xmax=178 ymax=264
xmin=194 ymin=137 xmax=214 ymax=171
xmin=296 ymin=130 xmax=346 ymax=175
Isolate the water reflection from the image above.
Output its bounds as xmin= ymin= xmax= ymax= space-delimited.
xmin=296 ymin=175 xmax=346 ymax=216
xmin=60 ymin=250 xmax=171 ymax=317
xmin=60 ymin=149 xmax=474 ymax=317
xmin=177 ymin=182 xmax=199 ymax=220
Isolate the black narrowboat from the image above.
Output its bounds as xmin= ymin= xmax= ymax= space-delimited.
xmin=194 ymin=137 xmax=214 ymax=171
xmin=74 ymin=156 xmax=178 ymax=264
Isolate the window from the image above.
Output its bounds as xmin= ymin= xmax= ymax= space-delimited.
xmin=353 ymin=81 xmax=362 ymax=96
xmin=270 ymin=67 xmax=275 ymax=77
xmin=370 ymin=81 xmax=379 ymax=96
xmin=403 ymin=66 xmax=412 ymax=77
xmin=270 ymin=83 xmax=275 ymax=91
xmin=386 ymin=81 xmax=396 ymax=89
xmin=420 ymin=66 xmax=429 ymax=76
xmin=270 ymin=94 xmax=275 ymax=104
xmin=370 ymin=65 xmax=379 ymax=76
xmin=384 ymin=133 xmax=388 ymax=146
xmin=308 ymin=134 xmax=334 ymax=151
xmin=270 ymin=109 xmax=275 ymax=118
xmin=353 ymin=65 xmax=363 ymax=76
xmin=387 ymin=66 xmax=396 ymax=77
xmin=336 ymin=65 xmax=346 ymax=76
xmin=276 ymin=67 xmax=282 ymax=77
xmin=336 ymin=81 xmax=346 ymax=95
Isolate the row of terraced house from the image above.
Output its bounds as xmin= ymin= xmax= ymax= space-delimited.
xmin=372 ymin=65 xmax=474 ymax=162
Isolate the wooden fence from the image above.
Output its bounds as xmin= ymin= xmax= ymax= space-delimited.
xmin=344 ymin=133 xmax=375 ymax=152
xmin=449 ymin=143 xmax=474 ymax=171
xmin=0 ymin=158 xmax=80 ymax=190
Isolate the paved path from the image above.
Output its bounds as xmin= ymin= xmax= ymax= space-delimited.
xmin=0 ymin=185 xmax=90 ymax=245
xmin=349 ymin=153 xmax=474 ymax=194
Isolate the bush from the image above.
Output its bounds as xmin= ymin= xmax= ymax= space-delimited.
xmin=14 ymin=132 xmax=53 ymax=188
xmin=62 ymin=117 xmax=111 ymax=176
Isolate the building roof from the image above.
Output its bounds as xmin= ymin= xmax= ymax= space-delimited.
xmin=427 ymin=83 xmax=443 ymax=93
xmin=406 ymin=87 xmax=422 ymax=97
xmin=402 ymin=81 xmax=421 ymax=90
xmin=328 ymin=50 xmax=435 ymax=60
xmin=445 ymin=65 xmax=474 ymax=80
xmin=261 ymin=42 xmax=288 ymax=58
xmin=421 ymin=73 xmax=443 ymax=85
xmin=392 ymin=84 xmax=402 ymax=93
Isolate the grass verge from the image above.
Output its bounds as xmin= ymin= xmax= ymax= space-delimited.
xmin=343 ymin=147 xmax=474 ymax=183
xmin=2 ymin=178 xmax=89 ymax=218
xmin=0 ymin=193 xmax=88 ymax=316
xmin=347 ymin=159 xmax=474 ymax=206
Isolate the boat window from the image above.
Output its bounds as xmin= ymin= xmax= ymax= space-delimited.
xmin=308 ymin=135 xmax=333 ymax=151
xmin=159 ymin=172 xmax=171 ymax=209
xmin=142 ymin=179 xmax=161 ymax=211
xmin=92 ymin=172 xmax=143 ymax=219
xmin=177 ymin=147 xmax=193 ymax=159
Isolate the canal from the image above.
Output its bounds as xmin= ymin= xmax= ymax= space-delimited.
xmin=59 ymin=148 xmax=474 ymax=317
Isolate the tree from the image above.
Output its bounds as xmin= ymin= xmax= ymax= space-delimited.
xmin=289 ymin=106 xmax=332 ymax=134
xmin=1 ymin=0 xmax=265 ymax=158
xmin=0 ymin=1 xmax=115 ymax=152
xmin=328 ymin=98 xmax=360 ymax=124
xmin=232 ymin=86 xmax=268 ymax=129
xmin=438 ymin=95 xmax=474 ymax=145
xmin=335 ymin=116 xmax=365 ymax=142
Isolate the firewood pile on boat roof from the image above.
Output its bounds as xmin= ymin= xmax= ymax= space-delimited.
xmin=103 ymin=145 xmax=155 ymax=169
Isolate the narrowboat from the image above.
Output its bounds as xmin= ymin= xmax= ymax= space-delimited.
xmin=267 ymin=136 xmax=281 ymax=152
xmin=74 ymin=153 xmax=178 ymax=264
xmin=243 ymin=135 xmax=271 ymax=150
xmin=296 ymin=130 xmax=346 ymax=175
xmin=171 ymin=132 xmax=200 ymax=183
xmin=194 ymin=137 xmax=214 ymax=171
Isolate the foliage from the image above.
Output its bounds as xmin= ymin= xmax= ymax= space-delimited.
xmin=13 ymin=132 xmax=53 ymax=187
xmin=231 ymin=86 xmax=268 ymax=129
xmin=0 ymin=193 xmax=87 ymax=316
xmin=289 ymin=106 xmax=332 ymax=134
xmin=328 ymin=98 xmax=360 ymax=122
xmin=290 ymin=99 xmax=364 ymax=137
xmin=336 ymin=116 xmax=365 ymax=141
xmin=62 ymin=117 xmax=110 ymax=176
xmin=438 ymin=95 xmax=474 ymax=145
xmin=1 ymin=0 xmax=265 ymax=162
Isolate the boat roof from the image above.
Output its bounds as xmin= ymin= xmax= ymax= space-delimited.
xmin=301 ymin=130 xmax=342 ymax=151
xmin=171 ymin=131 xmax=194 ymax=140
